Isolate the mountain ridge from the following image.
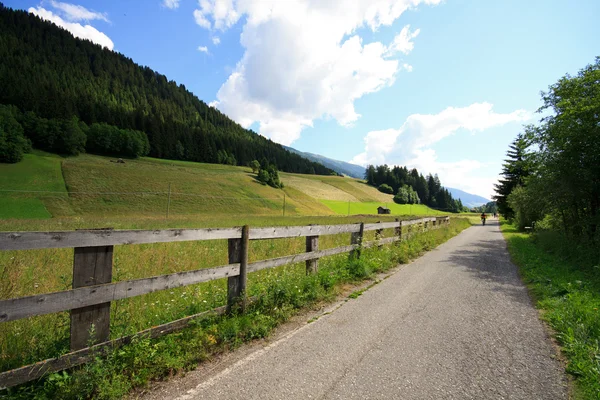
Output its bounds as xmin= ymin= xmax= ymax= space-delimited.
xmin=284 ymin=147 xmax=365 ymax=178
xmin=445 ymin=187 xmax=490 ymax=208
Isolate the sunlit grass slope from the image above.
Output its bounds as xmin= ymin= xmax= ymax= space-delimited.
xmin=0 ymin=151 xmax=68 ymax=219
xmin=280 ymin=172 xmax=394 ymax=203
xmin=321 ymin=200 xmax=447 ymax=216
xmin=0 ymin=153 xmax=444 ymax=219
xmin=59 ymin=154 xmax=332 ymax=217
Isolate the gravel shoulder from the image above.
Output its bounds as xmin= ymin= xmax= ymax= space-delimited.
xmin=137 ymin=220 xmax=568 ymax=400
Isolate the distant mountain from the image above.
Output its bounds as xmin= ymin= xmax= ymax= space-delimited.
xmin=284 ymin=147 xmax=366 ymax=178
xmin=446 ymin=187 xmax=490 ymax=208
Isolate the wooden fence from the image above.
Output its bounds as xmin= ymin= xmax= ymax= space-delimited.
xmin=0 ymin=216 xmax=450 ymax=389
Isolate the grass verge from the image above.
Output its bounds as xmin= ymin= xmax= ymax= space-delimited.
xmin=2 ymin=218 xmax=470 ymax=399
xmin=501 ymin=223 xmax=600 ymax=399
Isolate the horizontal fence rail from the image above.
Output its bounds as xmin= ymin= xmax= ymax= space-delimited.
xmin=0 ymin=216 xmax=450 ymax=389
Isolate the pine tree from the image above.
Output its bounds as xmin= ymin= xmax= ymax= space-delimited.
xmin=493 ymin=134 xmax=531 ymax=219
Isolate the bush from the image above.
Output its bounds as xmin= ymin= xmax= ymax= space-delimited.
xmin=393 ymin=185 xmax=419 ymax=204
xmin=378 ymin=184 xmax=394 ymax=194
xmin=257 ymin=165 xmax=283 ymax=189
xmin=257 ymin=169 xmax=269 ymax=185
xmin=0 ymin=105 xmax=31 ymax=163
xmin=507 ymin=185 xmax=545 ymax=231
xmin=249 ymin=160 xmax=260 ymax=173
xmin=216 ymin=149 xmax=236 ymax=166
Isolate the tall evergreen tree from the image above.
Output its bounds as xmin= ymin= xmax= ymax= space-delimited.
xmin=493 ymin=134 xmax=531 ymax=219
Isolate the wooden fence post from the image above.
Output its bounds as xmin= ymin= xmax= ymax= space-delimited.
xmin=375 ymin=220 xmax=383 ymax=240
xmin=306 ymin=228 xmax=319 ymax=274
xmin=375 ymin=220 xmax=383 ymax=248
xmin=350 ymin=222 xmax=364 ymax=259
xmin=71 ymin=243 xmax=113 ymax=351
xmin=395 ymin=218 xmax=402 ymax=242
xmin=227 ymin=225 xmax=249 ymax=313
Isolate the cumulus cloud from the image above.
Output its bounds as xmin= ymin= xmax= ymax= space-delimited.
xmin=193 ymin=9 xmax=212 ymax=29
xmin=385 ymin=25 xmax=420 ymax=56
xmin=193 ymin=0 xmax=441 ymax=145
xmin=350 ymin=103 xmax=531 ymax=198
xmin=49 ymin=1 xmax=109 ymax=22
xmin=197 ymin=45 xmax=209 ymax=53
xmin=212 ymin=36 xmax=221 ymax=45
xmin=163 ymin=0 xmax=181 ymax=9
xmin=29 ymin=7 xmax=114 ymax=50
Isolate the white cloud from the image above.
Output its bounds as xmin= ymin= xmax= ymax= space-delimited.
xmin=29 ymin=7 xmax=114 ymax=50
xmin=197 ymin=45 xmax=209 ymax=53
xmin=385 ymin=25 xmax=420 ymax=56
xmin=212 ymin=36 xmax=221 ymax=45
xmin=350 ymin=103 xmax=531 ymax=198
xmin=163 ymin=0 xmax=181 ymax=9
xmin=402 ymin=63 xmax=413 ymax=72
xmin=193 ymin=9 xmax=212 ymax=29
xmin=49 ymin=1 xmax=109 ymax=22
xmin=193 ymin=0 xmax=441 ymax=146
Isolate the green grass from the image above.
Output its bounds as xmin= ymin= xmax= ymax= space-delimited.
xmin=1 ymin=218 xmax=471 ymax=399
xmin=501 ymin=223 xmax=600 ymax=399
xmin=1 ymin=153 xmax=451 ymax=219
xmin=321 ymin=200 xmax=446 ymax=216
xmin=0 ymin=152 xmax=67 ymax=219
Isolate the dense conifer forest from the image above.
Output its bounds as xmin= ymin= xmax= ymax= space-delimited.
xmin=364 ymin=164 xmax=464 ymax=212
xmin=0 ymin=4 xmax=335 ymax=175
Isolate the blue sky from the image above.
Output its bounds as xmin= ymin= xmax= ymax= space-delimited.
xmin=7 ymin=0 xmax=600 ymax=198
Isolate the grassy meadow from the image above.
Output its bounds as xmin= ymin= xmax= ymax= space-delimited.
xmin=502 ymin=223 xmax=600 ymax=399
xmin=0 ymin=151 xmax=67 ymax=219
xmin=0 ymin=152 xmax=444 ymax=220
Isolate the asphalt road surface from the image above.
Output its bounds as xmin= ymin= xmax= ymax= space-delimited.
xmin=143 ymin=220 xmax=568 ymax=400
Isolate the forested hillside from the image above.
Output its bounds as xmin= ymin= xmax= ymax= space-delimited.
xmin=364 ymin=164 xmax=464 ymax=212
xmin=0 ymin=4 xmax=334 ymax=175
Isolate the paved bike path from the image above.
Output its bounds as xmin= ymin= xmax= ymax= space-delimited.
xmin=147 ymin=221 xmax=568 ymax=399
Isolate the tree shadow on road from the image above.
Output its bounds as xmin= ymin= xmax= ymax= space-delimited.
xmin=445 ymin=237 xmax=533 ymax=307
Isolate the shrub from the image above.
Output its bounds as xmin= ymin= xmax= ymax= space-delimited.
xmin=394 ymin=185 xmax=419 ymax=204
xmin=257 ymin=169 xmax=269 ymax=185
xmin=378 ymin=184 xmax=394 ymax=194
xmin=257 ymin=164 xmax=283 ymax=189
xmin=507 ymin=185 xmax=545 ymax=231
xmin=249 ymin=160 xmax=260 ymax=173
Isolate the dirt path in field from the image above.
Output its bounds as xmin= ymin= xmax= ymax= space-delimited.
xmin=138 ymin=220 xmax=568 ymax=400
